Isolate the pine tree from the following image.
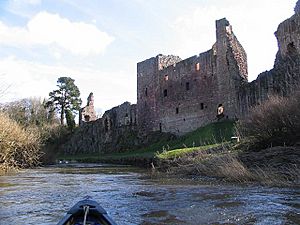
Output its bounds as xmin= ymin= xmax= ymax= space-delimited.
xmin=47 ymin=77 xmax=82 ymax=125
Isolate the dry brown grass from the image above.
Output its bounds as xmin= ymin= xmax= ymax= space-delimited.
xmin=0 ymin=112 xmax=41 ymax=172
xmin=158 ymin=148 xmax=300 ymax=186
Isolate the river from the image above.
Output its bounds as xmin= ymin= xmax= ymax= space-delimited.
xmin=0 ymin=163 xmax=299 ymax=225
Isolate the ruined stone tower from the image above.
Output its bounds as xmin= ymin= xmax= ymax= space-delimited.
xmin=237 ymin=1 xmax=300 ymax=115
xmin=79 ymin=92 xmax=97 ymax=125
xmin=137 ymin=18 xmax=247 ymax=135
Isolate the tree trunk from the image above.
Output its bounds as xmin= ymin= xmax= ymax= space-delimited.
xmin=60 ymin=106 xmax=64 ymax=125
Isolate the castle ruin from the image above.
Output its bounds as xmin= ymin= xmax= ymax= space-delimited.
xmin=65 ymin=1 xmax=300 ymax=154
xmin=137 ymin=18 xmax=247 ymax=135
xmin=79 ymin=92 xmax=97 ymax=125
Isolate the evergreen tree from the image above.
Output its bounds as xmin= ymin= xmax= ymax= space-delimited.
xmin=47 ymin=77 xmax=82 ymax=125
xmin=65 ymin=109 xmax=76 ymax=131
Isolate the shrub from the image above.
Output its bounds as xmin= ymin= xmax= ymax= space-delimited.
xmin=0 ymin=112 xmax=41 ymax=172
xmin=238 ymin=92 xmax=300 ymax=148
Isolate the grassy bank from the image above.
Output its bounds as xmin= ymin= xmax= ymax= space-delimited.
xmin=58 ymin=113 xmax=299 ymax=186
xmin=154 ymin=143 xmax=300 ymax=186
xmin=58 ymin=120 xmax=235 ymax=165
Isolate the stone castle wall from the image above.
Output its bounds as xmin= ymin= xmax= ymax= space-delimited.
xmin=63 ymin=102 xmax=137 ymax=154
xmin=62 ymin=1 xmax=300 ymax=153
xmin=137 ymin=18 xmax=248 ymax=135
xmin=79 ymin=92 xmax=97 ymax=125
xmin=237 ymin=5 xmax=300 ymax=115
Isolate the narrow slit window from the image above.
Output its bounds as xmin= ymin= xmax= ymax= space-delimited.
xmin=145 ymin=88 xmax=148 ymax=96
xmin=163 ymin=89 xmax=168 ymax=97
xmin=176 ymin=107 xmax=179 ymax=114
xmin=195 ymin=63 xmax=200 ymax=71
xmin=186 ymin=82 xmax=190 ymax=91
xmin=104 ymin=118 xmax=109 ymax=132
xmin=200 ymin=103 xmax=204 ymax=110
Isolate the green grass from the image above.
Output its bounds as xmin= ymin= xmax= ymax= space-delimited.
xmin=60 ymin=120 xmax=235 ymax=163
xmin=60 ymin=148 xmax=156 ymax=162
xmin=174 ymin=120 xmax=235 ymax=147
xmin=156 ymin=143 xmax=221 ymax=160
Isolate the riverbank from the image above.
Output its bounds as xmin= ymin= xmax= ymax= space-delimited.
xmin=154 ymin=143 xmax=300 ymax=186
xmin=55 ymin=120 xmax=234 ymax=166
xmin=56 ymin=120 xmax=300 ymax=186
xmin=55 ymin=143 xmax=300 ymax=187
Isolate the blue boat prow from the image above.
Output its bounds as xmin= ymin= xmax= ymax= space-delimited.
xmin=57 ymin=199 xmax=117 ymax=225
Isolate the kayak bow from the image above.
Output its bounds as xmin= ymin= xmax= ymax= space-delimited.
xmin=57 ymin=199 xmax=117 ymax=225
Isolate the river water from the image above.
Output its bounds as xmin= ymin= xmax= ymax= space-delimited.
xmin=0 ymin=163 xmax=299 ymax=225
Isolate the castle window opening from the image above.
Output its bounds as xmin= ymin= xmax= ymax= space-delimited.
xmin=195 ymin=63 xmax=200 ymax=71
xmin=104 ymin=118 xmax=109 ymax=132
xmin=125 ymin=113 xmax=128 ymax=117
xmin=164 ymin=74 xmax=169 ymax=81
xmin=200 ymin=103 xmax=204 ymax=110
xmin=217 ymin=104 xmax=224 ymax=120
xmin=84 ymin=115 xmax=90 ymax=122
xmin=287 ymin=42 xmax=297 ymax=55
xmin=164 ymin=89 xmax=168 ymax=97
xmin=186 ymin=82 xmax=190 ymax=91
xmin=159 ymin=123 xmax=162 ymax=132
xmin=176 ymin=107 xmax=179 ymax=114
xmin=145 ymin=88 xmax=148 ymax=96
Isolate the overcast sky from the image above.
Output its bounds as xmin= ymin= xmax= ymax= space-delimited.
xmin=0 ymin=0 xmax=296 ymax=113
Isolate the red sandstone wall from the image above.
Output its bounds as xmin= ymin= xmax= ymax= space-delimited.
xmin=137 ymin=18 xmax=248 ymax=135
xmin=156 ymin=51 xmax=217 ymax=135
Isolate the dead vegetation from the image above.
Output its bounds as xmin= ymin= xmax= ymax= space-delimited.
xmin=155 ymin=143 xmax=300 ymax=186
xmin=0 ymin=112 xmax=42 ymax=172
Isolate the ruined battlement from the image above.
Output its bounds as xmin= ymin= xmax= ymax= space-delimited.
xmin=157 ymin=54 xmax=182 ymax=70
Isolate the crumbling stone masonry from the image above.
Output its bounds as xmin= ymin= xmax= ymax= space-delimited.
xmin=137 ymin=2 xmax=300 ymax=135
xmin=79 ymin=92 xmax=97 ymax=125
xmin=237 ymin=2 xmax=300 ymax=115
xmin=64 ymin=101 xmax=137 ymax=154
xmin=137 ymin=18 xmax=248 ymax=135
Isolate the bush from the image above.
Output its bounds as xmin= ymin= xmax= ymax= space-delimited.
xmin=0 ymin=112 xmax=41 ymax=172
xmin=238 ymin=92 xmax=300 ymax=148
